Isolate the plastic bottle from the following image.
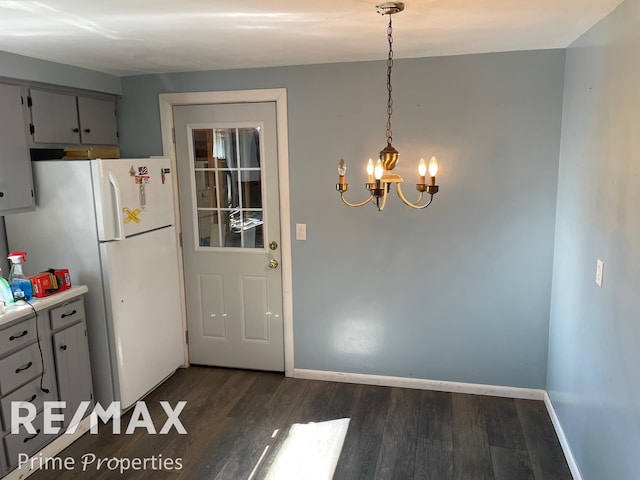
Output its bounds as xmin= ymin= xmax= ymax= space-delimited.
xmin=8 ymin=252 xmax=33 ymax=301
xmin=0 ymin=266 xmax=12 ymax=306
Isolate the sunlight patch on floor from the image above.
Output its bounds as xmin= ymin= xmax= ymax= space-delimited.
xmin=264 ymin=418 xmax=350 ymax=480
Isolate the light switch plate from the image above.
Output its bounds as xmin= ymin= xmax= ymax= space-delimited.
xmin=296 ymin=223 xmax=307 ymax=241
xmin=595 ymin=259 xmax=604 ymax=287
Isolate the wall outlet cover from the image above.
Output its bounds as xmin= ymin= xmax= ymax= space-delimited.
xmin=296 ymin=223 xmax=307 ymax=241
xmin=596 ymin=259 xmax=604 ymax=287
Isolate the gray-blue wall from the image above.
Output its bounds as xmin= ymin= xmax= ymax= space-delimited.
xmin=548 ymin=0 xmax=640 ymax=478
xmin=0 ymin=50 xmax=121 ymax=94
xmin=120 ymin=49 xmax=565 ymax=389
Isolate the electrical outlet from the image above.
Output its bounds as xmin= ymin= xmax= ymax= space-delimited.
xmin=595 ymin=259 xmax=604 ymax=287
xmin=296 ymin=223 xmax=307 ymax=241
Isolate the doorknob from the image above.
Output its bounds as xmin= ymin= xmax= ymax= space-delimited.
xmin=269 ymin=259 xmax=279 ymax=269
xmin=269 ymin=241 xmax=278 ymax=250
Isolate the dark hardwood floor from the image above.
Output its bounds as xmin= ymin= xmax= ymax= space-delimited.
xmin=27 ymin=367 xmax=572 ymax=480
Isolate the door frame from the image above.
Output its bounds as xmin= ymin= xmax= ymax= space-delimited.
xmin=159 ymin=89 xmax=294 ymax=376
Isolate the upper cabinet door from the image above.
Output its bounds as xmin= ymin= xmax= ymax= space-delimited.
xmin=78 ymin=96 xmax=118 ymax=145
xmin=0 ymin=84 xmax=34 ymax=214
xmin=29 ymin=89 xmax=80 ymax=144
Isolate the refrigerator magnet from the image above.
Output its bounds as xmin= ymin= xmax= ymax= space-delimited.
xmin=162 ymin=167 xmax=170 ymax=184
xmin=139 ymin=184 xmax=147 ymax=210
xmin=123 ymin=207 xmax=141 ymax=224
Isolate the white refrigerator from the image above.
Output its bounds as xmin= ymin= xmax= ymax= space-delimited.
xmin=5 ymin=158 xmax=184 ymax=410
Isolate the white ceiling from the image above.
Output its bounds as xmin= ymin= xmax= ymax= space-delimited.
xmin=0 ymin=0 xmax=624 ymax=77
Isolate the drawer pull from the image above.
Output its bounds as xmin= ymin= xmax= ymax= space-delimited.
xmin=61 ymin=310 xmax=77 ymax=318
xmin=60 ymin=345 xmax=67 ymax=351
xmin=15 ymin=362 xmax=33 ymax=374
xmin=9 ymin=330 xmax=28 ymax=341
xmin=26 ymin=394 xmax=37 ymax=402
xmin=24 ymin=429 xmax=41 ymax=443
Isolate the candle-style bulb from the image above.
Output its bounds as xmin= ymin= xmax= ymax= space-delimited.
xmin=367 ymin=159 xmax=374 ymax=176
xmin=418 ymin=158 xmax=427 ymax=176
xmin=428 ymin=156 xmax=438 ymax=177
xmin=374 ymin=159 xmax=384 ymax=180
xmin=366 ymin=158 xmax=374 ymax=183
xmin=338 ymin=159 xmax=347 ymax=176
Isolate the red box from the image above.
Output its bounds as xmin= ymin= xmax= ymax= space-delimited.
xmin=28 ymin=269 xmax=72 ymax=298
xmin=54 ymin=269 xmax=72 ymax=292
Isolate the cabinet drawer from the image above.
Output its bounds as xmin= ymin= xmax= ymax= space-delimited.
xmin=0 ymin=344 xmax=43 ymax=395
xmin=0 ymin=317 xmax=37 ymax=356
xmin=4 ymin=410 xmax=52 ymax=468
xmin=50 ymin=299 xmax=84 ymax=330
xmin=0 ymin=374 xmax=55 ymax=432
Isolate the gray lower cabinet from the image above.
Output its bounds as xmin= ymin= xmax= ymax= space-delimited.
xmin=51 ymin=312 xmax=93 ymax=421
xmin=0 ymin=294 xmax=93 ymax=474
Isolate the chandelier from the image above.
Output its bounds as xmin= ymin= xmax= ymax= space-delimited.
xmin=336 ymin=2 xmax=440 ymax=211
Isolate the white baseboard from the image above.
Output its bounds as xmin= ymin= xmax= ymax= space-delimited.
xmin=292 ymin=368 xmax=545 ymax=400
xmin=544 ymin=392 xmax=583 ymax=480
xmin=4 ymin=416 xmax=91 ymax=480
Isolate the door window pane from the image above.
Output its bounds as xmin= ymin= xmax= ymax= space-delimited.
xmin=192 ymin=126 xmax=264 ymax=249
xmin=238 ymin=128 xmax=261 ymax=168
xmin=241 ymin=170 xmax=262 ymax=208
xmin=197 ymin=210 xmax=220 ymax=247
xmin=242 ymin=212 xmax=264 ymax=248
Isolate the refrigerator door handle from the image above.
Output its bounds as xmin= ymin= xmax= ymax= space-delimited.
xmin=108 ymin=172 xmax=125 ymax=241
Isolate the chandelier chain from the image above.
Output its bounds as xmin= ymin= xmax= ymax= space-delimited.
xmin=386 ymin=14 xmax=394 ymax=145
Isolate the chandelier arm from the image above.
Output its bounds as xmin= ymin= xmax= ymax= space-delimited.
xmin=396 ymin=182 xmax=434 ymax=209
xmin=340 ymin=192 xmax=375 ymax=208
xmin=376 ymin=183 xmax=390 ymax=211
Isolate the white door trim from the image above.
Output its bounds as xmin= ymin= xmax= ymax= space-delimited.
xmin=159 ymin=89 xmax=294 ymax=376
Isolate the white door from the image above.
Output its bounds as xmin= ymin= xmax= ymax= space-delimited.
xmin=173 ymin=102 xmax=284 ymax=371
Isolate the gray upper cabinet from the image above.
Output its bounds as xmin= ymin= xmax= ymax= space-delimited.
xmin=29 ymin=88 xmax=118 ymax=146
xmin=29 ymin=89 xmax=80 ymax=144
xmin=77 ymin=96 xmax=118 ymax=145
xmin=0 ymin=83 xmax=34 ymax=214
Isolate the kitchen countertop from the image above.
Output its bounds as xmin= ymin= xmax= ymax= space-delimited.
xmin=0 ymin=285 xmax=88 ymax=326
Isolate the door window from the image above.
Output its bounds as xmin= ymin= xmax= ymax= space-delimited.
xmin=192 ymin=127 xmax=264 ymax=249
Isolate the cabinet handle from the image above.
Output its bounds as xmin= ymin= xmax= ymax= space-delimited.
xmin=72 ymin=128 xmax=80 ymax=133
xmin=23 ymin=429 xmax=41 ymax=443
xmin=84 ymin=128 xmax=91 ymax=133
xmin=26 ymin=394 xmax=37 ymax=402
xmin=61 ymin=310 xmax=77 ymax=318
xmin=60 ymin=345 xmax=67 ymax=351
xmin=15 ymin=361 xmax=33 ymax=373
xmin=9 ymin=330 xmax=28 ymax=341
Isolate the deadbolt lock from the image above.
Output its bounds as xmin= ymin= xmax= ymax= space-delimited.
xmin=269 ymin=259 xmax=279 ymax=269
xmin=269 ymin=241 xmax=278 ymax=250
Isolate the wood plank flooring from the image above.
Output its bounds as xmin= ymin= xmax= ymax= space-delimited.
xmin=27 ymin=367 xmax=572 ymax=480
